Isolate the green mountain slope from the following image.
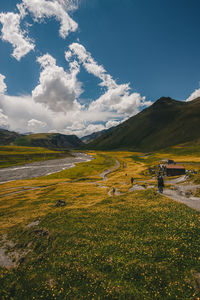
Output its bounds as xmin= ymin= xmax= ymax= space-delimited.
xmin=0 ymin=129 xmax=21 ymax=145
xmin=86 ymin=97 xmax=200 ymax=151
xmin=14 ymin=133 xmax=83 ymax=149
xmin=0 ymin=130 xmax=83 ymax=150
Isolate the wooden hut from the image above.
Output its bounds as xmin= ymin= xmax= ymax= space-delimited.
xmin=164 ymin=164 xmax=185 ymax=176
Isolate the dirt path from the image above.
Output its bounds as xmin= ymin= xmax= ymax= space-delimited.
xmin=163 ymin=189 xmax=200 ymax=211
xmin=99 ymin=158 xmax=120 ymax=180
xmin=0 ymin=152 xmax=93 ymax=184
xmin=92 ymin=158 xmax=121 ymax=196
xmin=162 ymin=177 xmax=200 ymax=211
xmin=165 ymin=175 xmax=188 ymax=184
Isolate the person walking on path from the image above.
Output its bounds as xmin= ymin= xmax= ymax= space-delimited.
xmin=112 ymin=187 xmax=116 ymax=195
xmin=157 ymin=173 xmax=164 ymax=193
xmin=131 ymin=177 xmax=134 ymax=185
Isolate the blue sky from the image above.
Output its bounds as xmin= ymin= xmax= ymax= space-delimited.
xmin=0 ymin=0 xmax=200 ymax=135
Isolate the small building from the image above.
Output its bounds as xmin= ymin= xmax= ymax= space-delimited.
xmin=164 ymin=164 xmax=186 ymax=176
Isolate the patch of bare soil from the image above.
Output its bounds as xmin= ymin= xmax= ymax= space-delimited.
xmin=129 ymin=185 xmax=146 ymax=192
xmin=0 ymin=235 xmax=31 ymax=269
xmin=192 ymin=272 xmax=200 ymax=293
xmin=26 ymin=219 xmax=40 ymax=228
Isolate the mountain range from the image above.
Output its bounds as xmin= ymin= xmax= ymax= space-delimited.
xmin=0 ymin=129 xmax=21 ymax=145
xmin=1 ymin=97 xmax=200 ymax=152
xmin=0 ymin=131 xmax=83 ymax=150
xmin=85 ymin=97 xmax=200 ymax=151
xmin=80 ymin=128 xmax=113 ymax=144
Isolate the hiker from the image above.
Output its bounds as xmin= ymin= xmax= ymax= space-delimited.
xmin=157 ymin=173 xmax=164 ymax=193
xmin=131 ymin=177 xmax=134 ymax=185
xmin=112 ymin=187 xmax=116 ymax=195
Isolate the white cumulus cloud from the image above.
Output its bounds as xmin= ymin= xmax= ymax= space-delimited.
xmin=0 ymin=12 xmax=35 ymax=61
xmin=0 ymin=74 xmax=7 ymax=95
xmin=63 ymin=122 xmax=106 ymax=137
xmin=186 ymin=88 xmax=200 ymax=102
xmin=0 ymin=108 xmax=9 ymax=129
xmin=0 ymin=0 xmax=78 ymax=60
xmin=67 ymin=43 xmax=151 ymax=118
xmin=21 ymin=0 xmax=78 ymax=39
xmin=88 ymin=84 xmax=146 ymax=116
xmin=0 ymin=91 xmax=122 ymax=136
xmin=27 ymin=119 xmax=47 ymax=132
xmin=32 ymin=53 xmax=83 ymax=112
xmin=106 ymin=120 xmax=121 ymax=129
xmin=68 ymin=43 xmax=117 ymax=89
xmin=56 ymin=0 xmax=79 ymax=11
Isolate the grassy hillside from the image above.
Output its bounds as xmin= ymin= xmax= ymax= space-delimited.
xmin=0 ymin=130 xmax=83 ymax=150
xmin=86 ymin=97 xmax=200 ymax=151
xmin=0 ymin=150 xmax=200 ymax=298
xmin=14 ymin=133 xmax=83 ymax=150
xmin=0 ymin=146 xmax=70 ymax=168
xmin=0 ymin=129 xmax=21 ymax=145
xmin=160 ymin=138 xmax=200 ymax=157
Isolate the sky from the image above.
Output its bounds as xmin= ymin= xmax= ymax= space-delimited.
xmin=0 ymin=0 xmax=200 ymax=136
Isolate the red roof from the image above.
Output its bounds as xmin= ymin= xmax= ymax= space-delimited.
xmin=165 ymin=164 xmax=185 ymax=170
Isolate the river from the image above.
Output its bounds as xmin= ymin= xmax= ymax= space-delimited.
xmin=0 ymin=152 xmax=93 ymax=183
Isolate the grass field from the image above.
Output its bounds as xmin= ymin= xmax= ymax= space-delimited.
xmin=0 ymin=146 xmax=70 ymax=168
xmin=0 ymin=148 xmax=200 ymax=299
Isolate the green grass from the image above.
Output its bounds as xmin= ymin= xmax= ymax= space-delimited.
xmin=0 ymin=189 xmax=200 ymax=299
xmin=160 ymin=139 xmax=200 ymax=157
xmin=1 ymin=150 xmax=200 ymax=299
xmin=129 ymin=154 xmax=145 ymax=162
xmin=0 ymin=146 xmax=70 ymax=168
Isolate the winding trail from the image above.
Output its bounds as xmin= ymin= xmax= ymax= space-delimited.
xmin=95 ymin=158 xmax=121 ymax=196
xmin=99 ymin=158 xmax=120 ymax=180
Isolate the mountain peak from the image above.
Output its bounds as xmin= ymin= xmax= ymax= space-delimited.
xmin=158 ymin=96 xmax=173 ymax=101
xmin=154 ymin=96 xmax=175 ymax=105
xmin=151 ymin=97 xmax=184 ymax=109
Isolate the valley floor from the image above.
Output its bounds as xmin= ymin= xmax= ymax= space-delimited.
xmin=0 ymin=150 xmax=200 ymax=299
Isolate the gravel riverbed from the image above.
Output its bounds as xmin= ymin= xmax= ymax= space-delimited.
xmin=0 ymin=152 xmax=93 ymax=183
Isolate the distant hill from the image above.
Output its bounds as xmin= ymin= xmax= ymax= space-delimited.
xmin=0 ymin=129 xmax=22 ymax=145
xmin=81 ymin=128 xmax=113 ymax=144
xmin=85 ymin=97 xmax=200 ymax=151
xmin=0 ymin=130 xmax=83 ymax=150
xmin=14 ymin=133 xmax=83 ymax=150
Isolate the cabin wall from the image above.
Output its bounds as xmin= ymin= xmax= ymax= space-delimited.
xmin=166 ymin=169 xmax=185 ymax=176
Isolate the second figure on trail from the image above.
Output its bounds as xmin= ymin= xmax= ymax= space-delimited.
xmin=131 ymin=177 xmax=134 ymax=185
xmin=112 ymin=187 xmax=116 ymax=195
xmin=157 ymin=173 xmax=164 ymax=193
